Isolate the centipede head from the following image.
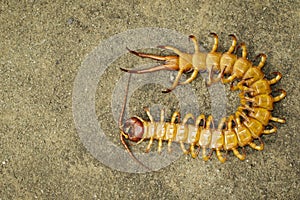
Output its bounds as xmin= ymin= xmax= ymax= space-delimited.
xmin=118 ymin=74 xmax=144 ymax=143
xmin=122 ymin=117 xmax=144 ymax=142
xmin=118 ymin=74 xmax=151 ymax=171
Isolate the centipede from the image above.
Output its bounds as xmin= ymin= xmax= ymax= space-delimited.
xmin=118 ymin=33 xmax=286 ymax=166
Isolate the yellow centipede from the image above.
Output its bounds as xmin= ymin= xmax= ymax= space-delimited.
xmin=119 ymin=33 xmax=286 ymax=165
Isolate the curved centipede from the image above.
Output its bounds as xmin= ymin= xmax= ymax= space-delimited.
xmin=120 ymin=33 xmax=269 ymax=93
xmin=119 ymin=33 xmax=286 ymax=164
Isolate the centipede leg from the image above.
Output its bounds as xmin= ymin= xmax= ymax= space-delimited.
xmin=196 ymin=114 xmax=206 ymax=126
xmin=178 ymin=69 xmax=199 ymax=85
xmin=202 ymin=147 xmax=210 ymax=161
xmin=210 ymin=32 xmax=219 ymax=52
xmin=206 ymin=115 xmax=214 ymax=128
xmin=158 ymin=138 xmax=163 ymax=154
xmin=206 ymin=65 xmax=214 ymax=86
xmin=231 ymin=79 xmax=255 ymax=92
xmin=238 ymin=91 xmax=246 ymax=99
xmin=167 ymin=111 xmax=180 ymax=152
xmin=268 ymin=72 xmax=282 ymax=85
xmin=176 ymin=35 xmax=201 ymax=86
xmin=273 ymin=89 xmax=287 ymax=102
xmin=224 ymin=150 xmax=229 ymax=161
xmin=195 ymin=145 xmax=201 ymax=157
xmin=145 ymin=136 xmax=154 ymax=153
xmin=190 ymin=114 xmax=205 ymax=158
xmin=228 ymin=34 xmax=237 ymax=53
xmin=232 ymin=147 xmax=246 ymax=161
xmin=190 ymin=144 xmax=198 ymax=158
xmin=215 ymin=118 xmax=227 ymax=163
xmin=240 ymin=43 xmax=247 ymax=59
xmin=144 ymin=107 xmax=154 ymax=122
xmin=263 ymin=124 xmax=277 ymax=134
xmin=179 ymin=114 xmax=194 ymax=154
xmin=270 ymin=116 xmax=286 ymax=123
xmin=214 ymin=65 xmax=228 ymax=84
xmin=230 ymin=81 xmax=242 ymax=91
xmin=204 ymin=33 xmax=221 ymax=86
xmin=171 ymin=111 xmax=180 ymax=123
xmin=249 ymin=138 xmax=264 ymax=151
xmin=189 ymin=34 xmax=200 ymax=53
xmin=162 ymin=68 xmax=185 ymax=93
xmin=182 ymin=113 xmax=195 ymax=124
xmin=180 ymin=141 xmax=189 ymax=154
xmin=136 ymin=138 xmax=145 ymax=145
xmin=235 ymin=109 xmax=251 ymax=123
xmin=167 ymin=139 xmax=172 ymax=152
xmin=216 ymin=149 xmax=226 ymax=163
xmin=222 ymin=74 xmax=237 ymax=83
xmin=256 ymin=53 xmax=267 ymax=69
xmin=159 ymin=45 xmax=186 ymax=56
xmin=239 ymin=91 xmax=254 ymax=106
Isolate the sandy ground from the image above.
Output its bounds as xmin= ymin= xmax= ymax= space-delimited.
xmin=1 ymin=0 xmax=299 ymax=199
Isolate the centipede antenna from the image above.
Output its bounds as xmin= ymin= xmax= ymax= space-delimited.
xmin=118 ymin=74 xmax=152 ymax=171
xmin=118 ymin=74 xmax=131 ymax=129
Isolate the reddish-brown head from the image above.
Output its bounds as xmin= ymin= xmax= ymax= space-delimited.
xmin=122 ymin=117 xmax=144 ymax=142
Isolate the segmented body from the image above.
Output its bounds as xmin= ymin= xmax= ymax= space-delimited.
xmin=119 ymin=33 xmax=286 ymax=163
xmin=122 ymin=105 xmax=284 ymax=163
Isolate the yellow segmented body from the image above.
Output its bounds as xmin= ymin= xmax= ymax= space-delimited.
xmin=119 ymin=33 xmax=286 ymax=166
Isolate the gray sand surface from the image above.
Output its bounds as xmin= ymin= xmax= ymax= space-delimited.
xmin=1 ymin=1 xmax=299 ymax=199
